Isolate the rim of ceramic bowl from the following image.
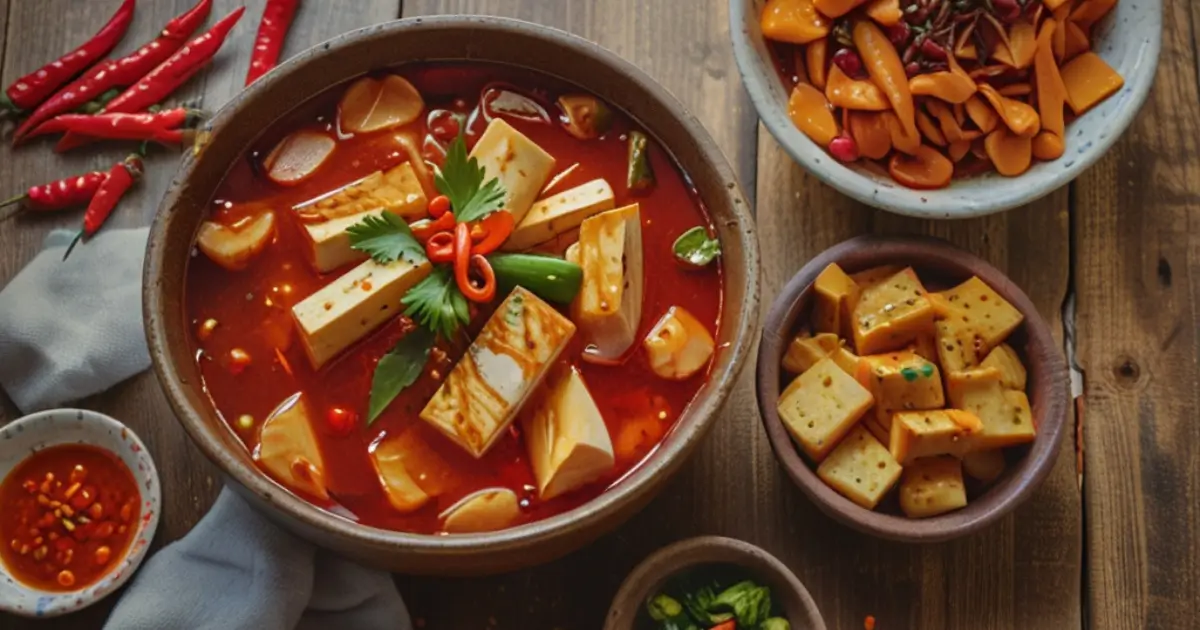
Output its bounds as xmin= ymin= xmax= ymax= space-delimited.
xmin=144 ymin=15 xmax=760 ymax=566
xmin=755 ymin=235 xmax=1069 ymax=542
xmin=603 ymin=536 xmax=827 ymax=629
xmin=0 ymin=409 xmax=161 ymax=618
xmin=729 ymin=0 xmax=1163 ymax=218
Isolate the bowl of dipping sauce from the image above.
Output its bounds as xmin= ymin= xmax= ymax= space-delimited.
xmin=0 ymin=409 xmax=160 ymax=618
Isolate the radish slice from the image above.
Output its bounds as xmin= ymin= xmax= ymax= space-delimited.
xmin=197 ymin=211 xmax=277 ymax=271
xmin=264 ymin=129 xmax=336 ymax=186
xmin=339 ymin=75 xmax=425 ymax=134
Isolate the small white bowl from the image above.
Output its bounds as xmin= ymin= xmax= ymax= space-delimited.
xmin=0 ymin=409 xmax=161 ymax=618
xmin=730 ymin=0 xmax=1162 ymax=218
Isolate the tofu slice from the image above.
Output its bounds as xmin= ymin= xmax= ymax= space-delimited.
xmin=782 ymin=332 xmax=859 ymax=376
xmin=291 ymin=257 xmax=432 ymax=369
xmin=571 ymin=204 xmax=644 ymax=363
xmin=469 ymin=118 xmax=557 ymax=224
xmin=812 ymin=263 xmax=861 ymax=337
xmin=255 ymin=393 xmax=328 ymax=501
xmin=503 ymin=178 xmax=615 ymax=251
xmin=522 ymin=367 xmax=615 ymax=500
xmin=816 ymin=424 xmax=903 ymax=510
xmin=929 ymin=276 xmax=1024 ymax=352
xmin=899 ymin=456 xmax=968 ymax=518
xmin=947 ymin=367 xmax=1037 ymax=449
xmin=855 ymin=350 xmax=945 ymax=430
xmin=440 ymin=488 xmax=521 ymax=533
xmin=420 ymin=287 xmax=576 ymax=458
xmin=980 ymin=343 xmax=1027 ymax=390
xmin=777 ymin=357 xmax=874 ymax=462
xmin=296 ymin=162 xmax=428 ymax=272
xmin=369 ymin=436 xmax=431 ymax=513
xmin=889 ymin=409 xmax=983 ymax=464
xmin=851 ymin=267 xmax=936 ymax=355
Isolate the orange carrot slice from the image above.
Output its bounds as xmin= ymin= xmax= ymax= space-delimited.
xmin=854 ymin=21 xmax=917 ymax=141
xmin=1070 ymin=0 xmax=1117 ymax=29
xmin=865 ymin=0 xmax=902 ymax=26
xmin=1008 ymin=21 xmax=1038 ymax=70
xmin=848 ymin=111 xmax=893 ymax=159
xmin=889 ymin=145 xmax=954 ymax=189
xmin=984 ymin=128 xmax=1034 ymax=176
xmin=1052 ymin=3 xmax=1071 ymax=61
xmin=917 ymin=109 xmax=948 ymax=146
xmin=1034 ymin=19 xmax=1068 ymax=137
xmin=789 ymin=83 xmax=840 ymax=146
xmin=881 ymin=110 xmax=922 ymax=155
xmin=813 ymin=0 xmax=869 ymax=18
xmin=978 ymin=84 xmax=1041 ymax=137
xmin=910 ymin=70 xmax=977 ymax=104
xmin=1044 ymin=0 xmax=1071 ymax=10
xmin=955 ymin=22 xmax=979 ymax=60
xmin=999 ymin=83 xmax=1033 ymax=97
xmin=807 ymin=38 xmax=830 ymax=90
xmin=826 ymin=65 xmax=890 ymax=110
xmin=1032 ymin=131 xmax=1066 ymax=160
xmin=1060 ymin=52 xmax=1124 ymax=114
xmin=954 ymin=102 xmax=966 ymax=127
xmin=926 ymin=100 xmax=965 ymax=143
xmin=948 ymin=140 xmax=972 ymax=162
xmin=762 ymin=0 xmax=830 ymax=45
xmin=1063 ymin=21 xmax=1090 ymax=61
xmin=965 ymin=95 xmax=1000 ymax=134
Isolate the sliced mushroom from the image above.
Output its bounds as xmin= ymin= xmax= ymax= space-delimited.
xmin=339 ymin=75 xmax=425 ymax=134
xmin=196 ymin=211 xmax=276 ymax=271
xmin=440 ymin=488 xmax=520 ymax=534
xmin=264 ymin=129 xmax=336 ymax=186
xmin=643 ymin=306 xmax=715 ymax=380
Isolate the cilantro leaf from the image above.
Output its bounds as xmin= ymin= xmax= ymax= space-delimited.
xmin=367 ymin=326 xmax=435 ymax=424
xmin=401 ymin=267 xmax=471 ymax=340
xmin=346 ymin=213 xmax=427 ymax=265
xmin=434 ymin=135 xmax=507 ymax=223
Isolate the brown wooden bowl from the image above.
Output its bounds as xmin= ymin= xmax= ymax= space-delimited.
xmin=143 ymin=16 xmax=760 ymax=575
xmin=604 ymin=536 xmax=826 ymax=629
xmin=756 ymin=235 xmax=1069 ymax=542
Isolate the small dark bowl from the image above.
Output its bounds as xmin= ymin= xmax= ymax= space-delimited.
xmin=604 ymin=536 xmax=826 ymax=629
xmin=756 ymin=235 xmax=1069 ymax=542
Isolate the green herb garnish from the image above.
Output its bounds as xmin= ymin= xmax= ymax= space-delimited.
xmin=346 ymin=212 xmax=427 ymax=265
xmin=401 ymin=267 xmax=471 ymax=341
xmin=645 ymin=575 xmax=789 ymax=630
xmin=434 ymin=134 xmax=506 ymax=223
xmin=367 ymin=327 xmax=435 ymax=424
xmin=673 ymin=226 xmax=721 ymax=268
xmin=901 ymin=366 xmax=920 ymax=382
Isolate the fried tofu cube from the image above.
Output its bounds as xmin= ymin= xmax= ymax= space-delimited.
xmin=935 ymin=319 xmax=981 ymax=374
xmin=783 ymin=332 xmax=838 ymax=374
xmin=504 ymin=178 xmax=615 ymax=251
xmin=522 ymin=367 xmax=615 ymax=500
xmin=440 ymin=488 xmax=521 ymax=533
xmin=863 ymin=416 xmax=890 ymax=445
xmin=817 ymin=425 xmax=903 ymax=510
xmin=850 ymin=264 xmax=902 ymax=288
xmin=369 ymin=436 xmax=431 ymax=513
xmin=256 ymin=393 xmax=328 ymax=501
xmin=981 ymin=343 xmax=1027 ymax=390
xmin=947 ymin=368 xmax=1037 ymax=449
xmin=962 ymin=449 xmax=1007 ymax=483
xmin=930 ymin=276 xmax=1024 ymax=352
xmin=571 ymin=204 xmax=644 ymax=362
xmin=856 ymin=351 xmax=945 ymax=430
xmin=909 ymin=333 xmax=939 ymax=364
xmin=470 ymin=118 xmax=557 ymax=223
xmin=851 ymin=267 xmax=936 ymax=355
xmin=889 ymin=409 xmax=983 ymax=464
xmin=899 ymin=456 xmax=968 ymax=518
xmin=812 ymin=263 xmax=860 ymax=337
xmin=777 ymin=358 xmax=874 ymax=462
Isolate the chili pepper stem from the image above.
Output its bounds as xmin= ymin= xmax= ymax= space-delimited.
xmin=0 ymin=194 xmax=27 ymax=210
xmin=62 ymin=231 xmax=85 ymax=262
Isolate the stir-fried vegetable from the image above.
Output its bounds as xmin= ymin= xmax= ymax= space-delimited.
xmin=558 ymin=94 xmax=613 ymax=139
xmin=627 ymin=130 xmax=657 ymax=192
xmin=644 ymin=572 xmax=791 ymax=630
xmin=673 ymin=226 xmax=722 ymax=268
xmin=489 ymin=254 xmax=583 ymax=304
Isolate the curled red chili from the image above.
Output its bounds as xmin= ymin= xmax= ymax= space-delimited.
xmin=411 ymin=211 xmax=455 ymax=242
xmin=470 ymin=211 xmax=515 ymax=256
xmin=28 ymin=108 xmax=202 ymax=144
xmin=1 ymin=0 xmax=136 ymax=115
xmin=0 ymin=171 xmax=108 ymax=216
xmin=12 ymin=0 xmax=213 ymax=142
xmin=57 ymin=7 xmax=246 ymax=152
xmin=63 ymin=155 xmax=144 ymax=261
xmin=425 ymin=232 xmax=455 ymax=264
xmin=453 ymin=222 xmax=473 ymax=296
xmin=246 ymin=0 xmax=301 ymax=86
xmin=466 ymin=255 xmax=496 ymax=303
xmin=427 ymin=195 xmax=451 ymax=219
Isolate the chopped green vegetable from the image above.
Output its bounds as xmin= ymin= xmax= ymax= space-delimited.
xmin=488 ymin=253 xmax=583 ymax=304
xmin=760 ymin=618 xmax=791 ymax=630
xmin=346 ymin=212 xmax=428 ymax=265
xmin=645 ymin=571 xmax=786 ymax=630
xmin=434 ymin=134 xmax=506 ymax=223
xmin=367 ymin=327 xmax=435 ymax=424
xmin=627 ymin=130 xmax=656 ymax=192
xmin=672 ymin=226 xmax=721 ymax=268
xmin=401 ymin=267 xmax=470 ymax=341
xmin=710 ymin=580 xmax=772 ymax=626
xmin=647 ymin=594 xmax=684 ymax=620
xmin=558 ymin=94 xmax=613 ymax=140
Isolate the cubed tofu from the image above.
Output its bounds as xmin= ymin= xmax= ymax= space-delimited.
xmin=296 ymin=162 xmax=428 ymax=272
xmin=981 ymin=343 xmax=1027 ymax=390
xmin=947 ymin=368 xmax=1037 ymax=449
xmin=909 ymin=333 xmax=940 ymax=364
xmin=930 ymin=276 xmax=1024 ymax=351
xmin=369 ymin=436 xmax=431 ymax=513
xmin=851 ymin=265 xmax=902 ymax=288
xmin=291 ymin=257 xmax=432 ymax=369
xmin=522 ymin=367 xmax=615 ymax=500
xmin=572 ymin=205 xmax=644 ymax=362
xmin=782 ymin=332 xmax=860 ymax=376
xmin=643 ymin=306 xmax=715 ymax=380
xmin=816 ymin=425 xmax=903 ymax=510
xmin=503 ymin=178 xmax=615 ymax=251
xmin=962 ymin=449 xmax=1007 ymax=483
xmin=855 ymin=351 xmax=945 ymax=430
xmin=851 ymin=267 xmax=936 ymax=355
xmin=935 ymin=319 xmax=981 ymax=374
xmin=470 ymin=118 xmax=557 ymax=224
xmin=889 ymin=409 xmax=984 ymax=464
xmin=812 ymin=263 xmax=860 ymax=337
xmin=256 ymin=393 xmax=328 ymax=501
xmin=421 ymin=287 xmax=576 ymax=458
xmin=440 ymin=488 xmax=521 ymax=533
xmin=777 ymin=357 xmax=875 ymax=462
xmin=863 ymin=416 xmax=890 ymax=445
xmin=899 ymin=456 xmax=968 ymax=518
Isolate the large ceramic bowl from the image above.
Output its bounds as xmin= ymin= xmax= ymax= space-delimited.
xmin=730 ymin=0 xmax=1162 ymax=218
xmin=144 ymin=16 xmax=760 ymax=575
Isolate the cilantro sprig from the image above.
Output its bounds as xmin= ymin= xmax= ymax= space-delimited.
xmin=346 ymin=212 xmax=427 ymax=265
xmin=434 ymin=135 xmax=506 ymax=223
xmin=367 ymin=326 xmax=435 ymax=424
xmin=401 ymin=267 xmax=471 ymax=342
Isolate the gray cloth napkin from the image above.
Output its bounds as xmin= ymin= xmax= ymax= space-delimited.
xmin=0 ymin=228 xmax=412 ymax=629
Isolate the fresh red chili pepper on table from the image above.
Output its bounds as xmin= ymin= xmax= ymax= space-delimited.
xmin=56 ymin=7 xmax=246 ymax=152
xmin=1 ymin=0 xmax=136 ymax=116
xmin=12 ymin=0 xmax=213 ymax=142
xmin=246 ymin=0 xmax=301 ymax=86
xmin=62 ymin=155 xmax=144 ymax=261
xmin=28 ymin=109 xmax=203 ymax=144
xmin=470 ymin=211 xmax=514 ymax=256
xmin=0 ymin=170 xmax=108 ymax=218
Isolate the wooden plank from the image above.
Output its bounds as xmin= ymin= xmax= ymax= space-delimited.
xmin=0 ymin=2 xmax=399 ymax=628
xmin=1078 ymin=0 xmax=1200 ymax=627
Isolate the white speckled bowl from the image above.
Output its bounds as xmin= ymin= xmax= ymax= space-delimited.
xmin=730 ymin=0 xmax=1162 ymax=218
xmin=0 ymin=409 xmax=161 ymax=618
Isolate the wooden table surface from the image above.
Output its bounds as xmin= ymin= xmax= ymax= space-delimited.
xmin=0 ymin=1 xmax=1194 ymax=628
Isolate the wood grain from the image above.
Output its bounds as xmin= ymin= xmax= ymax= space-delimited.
xmin=1077 ymin=0 xmax=1200 ymax=628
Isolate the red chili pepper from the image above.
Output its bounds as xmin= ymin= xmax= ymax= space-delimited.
xmin=425 ymin=231 xmax=455 ymax=263
xmin=56 ymin=7 xmax=246 ymax=152
xmin=12 ymin=0 xmax=213 ymax=142
xmin=466 ymin=255 xmax=497 ymax=303
xmin=1 ymin=0 xmax=136 ymax=115
xmin=28 ymin=108 xmax=201 ymax=144
xmin=0 ymin=170 xmax=108 ymax=215
xmin=325 ymin=407 xmax=357 ymax=436
xmin=245 ymin=0 xmax=301 ymax=86
xmin=453 ymin=222 xmax=474 ymax=298
xmin=470 ymin=210 xmax=515 ymax=256
xmin=411 ymin=211 xmax=456 ymax=242
xmin=63 ymin=155 xmax=144 ymax=260
xmin=427 ymin=194 xmax=451 ymax=219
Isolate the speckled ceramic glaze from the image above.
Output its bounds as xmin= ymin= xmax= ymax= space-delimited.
xmin=730 ymin=0 xmax=1162 ymax=218
xmin=0 ymin=409 xmax=161 ymax=618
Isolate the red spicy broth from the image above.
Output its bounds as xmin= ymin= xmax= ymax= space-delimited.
xmin=184 ymin=62 xmax=724 ymax=534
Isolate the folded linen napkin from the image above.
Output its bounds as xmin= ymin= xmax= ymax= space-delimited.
xmin=0 ymin=228 xmax=411 ymax=630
